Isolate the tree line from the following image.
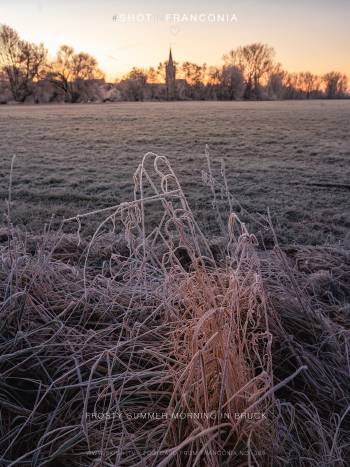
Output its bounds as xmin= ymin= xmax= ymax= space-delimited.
xmin=0 ymin=24 xmax=348 ymax=104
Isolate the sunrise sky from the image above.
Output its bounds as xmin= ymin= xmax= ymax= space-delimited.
xmin=1 ymin=0 xmax=349 ymax=80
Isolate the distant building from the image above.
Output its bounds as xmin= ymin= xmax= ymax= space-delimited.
xmin=118 ymin=49 xmax=189 ymax=101
xmin=165 ymin=49 xmax=176 ymax=100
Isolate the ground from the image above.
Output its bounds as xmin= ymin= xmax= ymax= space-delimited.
xmin=0 ymin=100 xmax=349 ymax=247
xmin=1 ymin=100 xmax=350 ymax=466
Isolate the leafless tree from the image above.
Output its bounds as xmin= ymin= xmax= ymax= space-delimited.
xmin=207 ymin=65 xmax=244 ymax=100
xmin=180 ymin=62 xmax=206 ymax=85
xmin=206 ymin=66 xmax=221 ymax=99
xmin=224 ymin=43 xmax=275 ymax=99
xmin=49 ymin=45 xmax=104 ymax=102
xmin=146 ymin=67 xmax=158 ymax=84
xmin=126 ymin=67 xmax=147 ymax=84
xmin=299 ymin=72 xmax=321 ymax=99
xmin=281 ymin=72 xmax=301 ymax=99
xmin=220 ymin=66 xmax=244 ymax=99
xmin=0 ymin=24 xmax=47 ymax=102
xmin=266 ymin=63 xmax=285 ymax=99
xmin=207 ymin=66 xmax=221 ymax=86
xmin=179 ymin=62 xmax=206 ymax=98
xmin=157 ymin=62 xmax=167 ymax=82
xmin=323 ymin=71 xmax=348 ymax=99
xmin=145 ymin=67 xmax=160 ymax=99
xmin=118 ymin=68 xmax=148 ymax=101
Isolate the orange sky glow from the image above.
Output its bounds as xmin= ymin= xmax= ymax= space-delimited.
xmin=1 ymin=0 xmax=349 ymax=81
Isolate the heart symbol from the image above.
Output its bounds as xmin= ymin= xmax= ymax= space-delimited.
xmin=170 ymin=25 xmax=181 ymax=36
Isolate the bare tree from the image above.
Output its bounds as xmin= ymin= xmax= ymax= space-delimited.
xmin=207 ymin=66 xmax=221 ymax=86
xmin=146 ymin=67 xmax=158 ymax=84
xmin=145 ymin=67 xmax=160 ymax=99
xmin=206 ymin=66 xmax=221 ymax=99
xmin=0 ymin=24 xmax=47 ymax=102
xmin=323 ymin=72 xmax=348 ymax=99
xmin=179 ymin=62 xmax=206 ymax=98
xmin=299 ymin=72 xmax=321 ymax=99
xmin=0 ymin=68 xmax=11 ymax=103
xmin=157 ymin=62 xmax=167 ymax=82
xmin=118 ymin=68 xmax=148 ymax=101
xmin=126 ymin=67 xmax=147 ymax=84
xmin=224 ymin=43 xmax=275 ymax=99
xmin=180 ymin=62 xmax=206 ymax=84
xmin=206 ymin=65 xmax=244 ymax=100
xmin=220 ymin=66 xmax=244 ymax=100
xmin=266 ymin=63 xmax=286 ymax=99
xmin=49 ymin=45 xmax=104 ymax=103
xmin=282 ymin=72 xmax=302 ymax=99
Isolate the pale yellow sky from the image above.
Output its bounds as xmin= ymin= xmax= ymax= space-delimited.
xmin=1 ymin=0 xmax=349 ymax=81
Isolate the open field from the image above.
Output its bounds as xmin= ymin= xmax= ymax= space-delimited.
xmin=0 ymin=100 xmax=349 ymax=247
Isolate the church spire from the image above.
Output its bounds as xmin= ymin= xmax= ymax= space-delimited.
xmin=168 ymin=48 xmax=173 ymax=65
xmin=166 ymin=48 xmax=176 ymax=100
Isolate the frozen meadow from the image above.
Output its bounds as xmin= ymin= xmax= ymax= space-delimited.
xmin=0 ymin=100 xmax=349 ymax=247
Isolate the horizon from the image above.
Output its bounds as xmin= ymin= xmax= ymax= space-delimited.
xmin=1 ymin=0 xmax=350 ymax=81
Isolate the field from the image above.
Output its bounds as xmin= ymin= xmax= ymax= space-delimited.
xmin=0 ymin=100 xmax=349 ymax=247
xmin=1 ymin=101 xmax=350 ymax=466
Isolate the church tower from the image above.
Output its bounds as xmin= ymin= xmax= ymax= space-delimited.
xmin=166 ymin=48 xmax=176 ymax=100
